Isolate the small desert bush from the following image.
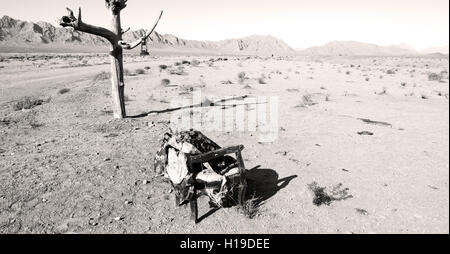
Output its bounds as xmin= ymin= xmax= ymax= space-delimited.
xmin=221 ymin=80 xmax=233 ymax=85
xmin=93 ymin=71 xmax=111 ymax=83
xmin=302 ymin=94 xmax=316 ymax=106
xmin=179 ymin=85 xmax=194 ymax=95
xmin=144 ymin=66 xmax=151 ymax=70
xmin=161 ymin=79 xmax=171 ymax=86
xmin=295 ymin=94 xmax=317 ymax=107
xmin=169 ymin=66 xmax=188 ymax=75
xmin=428 ymin=72 xmax=442 ymax=81
xmin=135 ymin=68 xmax=145 ymax=75
xmin=12 ymin=97 xmax=45 ymax=111
xmin=238 ymin=72 xmax=247 ymax=84
xmin=181 ymin=60 xmax=191 ymax=65
xmin=58 ymin=88 xmax=70 ymax=94
xmin=386 ymin=69 xmax=396 ymax=74
xmin=158 ymin=64 xmax=168 ymax=71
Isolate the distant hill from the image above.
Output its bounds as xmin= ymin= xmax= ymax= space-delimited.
xmin=298 ymin=41 xmax=419 ymax=56
xmin=420 ymin=46 xmax=449 ymax=55
xmin=0 ymin=15 xmax=295 ymax=55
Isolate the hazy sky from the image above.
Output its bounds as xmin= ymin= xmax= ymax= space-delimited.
xmin=1 ymin=0 xmax=448 ymax=50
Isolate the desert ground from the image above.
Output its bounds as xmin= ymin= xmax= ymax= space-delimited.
xmin=0 ymin=51 xmax=448 ymax=234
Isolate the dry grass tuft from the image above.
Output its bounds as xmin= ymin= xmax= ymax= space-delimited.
xmin=238 ymin=72 xmax=247 ymax=84
xmin=428 ymin=72 xmax=442 ymax=81
xmin=238 ymin=193 xmax=260 ymax=219
xmin=161 ymin=79 xmax=171 ymax=86
xmin=12 ymin=97 xmax=45 ymax=111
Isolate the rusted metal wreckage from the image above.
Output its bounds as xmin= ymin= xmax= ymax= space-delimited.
xmin=154 ymin=130 xmax=248 ymax=223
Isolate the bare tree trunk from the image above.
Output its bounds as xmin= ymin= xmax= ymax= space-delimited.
xmin=109 ymin=11 xmax=126 ymax=119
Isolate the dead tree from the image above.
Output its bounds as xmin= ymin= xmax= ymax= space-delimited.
xmin=59 ymin=0 xmax=163 ymax=119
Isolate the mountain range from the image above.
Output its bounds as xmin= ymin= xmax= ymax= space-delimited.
xmin=0 ymin=15 xmax=448 ymax=56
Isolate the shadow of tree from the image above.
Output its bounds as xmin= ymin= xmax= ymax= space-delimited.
xmin=126 ymin=95 xmax=267 ymax=118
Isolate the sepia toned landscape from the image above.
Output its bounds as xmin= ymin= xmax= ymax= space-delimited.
xmin=0 ymin=1 xmax=449 ymax=235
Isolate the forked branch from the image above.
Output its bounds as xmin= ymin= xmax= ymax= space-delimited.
xmin=59 ymin=7 xmax=117 ymax=44
xmin=118 ymin=10 xmax=164 ymax=50
xmin=105 ymin=0 xmax=128 ymax=14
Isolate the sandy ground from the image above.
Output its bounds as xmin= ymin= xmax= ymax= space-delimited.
xmin=0 ymin=52 xmax=448 ymax=234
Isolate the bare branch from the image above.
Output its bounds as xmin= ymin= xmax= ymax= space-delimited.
xmin=118 ymin=10 xmax=163 ymax=50
xmin=121 ymin=27 xmax=131 ymax=35
xmin=59 ymin=7 xmax=117 ymax=44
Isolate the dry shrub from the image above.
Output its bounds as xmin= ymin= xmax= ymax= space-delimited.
xmin=302 ymin=94 xmax=316 ymax=106
xmin=58 ymin=88 xmax=70 ymax=94
xmin=12 ymin=97 xmax=45 ymax=111
xmin=135 ymin=68 xmax=145 ymax=75
xmin=238 ymin=72 xmax=247 ymax=84
xmin=237 ymin=193 xmax=260 ymax=219
xmin=179 ymin=85 xmax=194 ymax=95
xmin=428 ymin=72 xmax=442 ymax=81
xmin=93 ymin=71 xmax=111 ymax=83
xmin=386 ymin=69 xmax=396 ymax=74
xmin=159 ymin=64 xmax=168 ymax=71
xmin=169 ymin=66 xmax=188 ymax=75
xmin=161 ymin=79 xmax=171 ymax=86
xmin=221 ymin=80 xmax=233 ymax=85
xmin=295 ymin=93 xmax=317 ymax=107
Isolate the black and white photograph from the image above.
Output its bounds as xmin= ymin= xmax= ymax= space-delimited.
xmin=0 ymin=0 xmax=448 ymax=241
